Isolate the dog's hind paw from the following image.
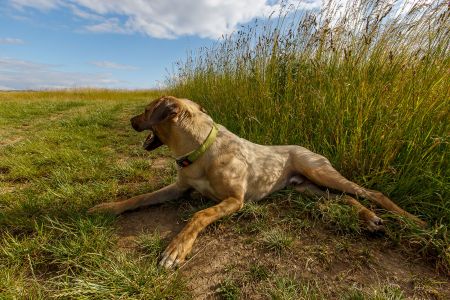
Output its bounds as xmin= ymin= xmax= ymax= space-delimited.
xmin=365 ymin=215 xmax=384 ymax=232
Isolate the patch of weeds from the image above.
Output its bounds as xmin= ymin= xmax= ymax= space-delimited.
xmin=48 ymin=251 xmax=189 ymax=299
xmin=308 ymin=244 xmax=333 ymax=266
xmin=292 ymin=194 xmax=317 ymax=216
xmin=0 ymin=225 xmax=49 ymax=269
xmin=237 ymin=202 xmax=269 ymax=220
xmin=267 ymin=276 xmax=322 ymax=300
xmin=280 ymin=211 xmax=311 ymax=232
xmin=137 ymin=231 xmax=165 ymax=258
xmin=0 ymin=265 xmax=46 ymax=299
xmin=409 ymin=276 xmax=447 ymax=299
xmin=356 ymin=246 xmax=376 ymax=269
xmin=315 ymin=200 xmax=361 ymax=235
xmin=344 ymin=284 xmax=405 ymax=300
xmin=335 ymin=239 xmax=352 ymax=253
xmin=261 ymin=228 xmax=293 ymax=254
xmin=1 ymin=215 xmax=116 ymax=287
xmin=232 ymin=202 xmax=271 ymax=234
xmin=385 ymin=217 xmax=450 ymax=273
xmin=41 ymin=216 xmax=115 ymax=273
xmin=112 ymin=158 xmax=151 ymax=183
xmin=0 ymin=166 xmax=10 ymax=174
xmin=248 ymin=263 xmax=270 ymax=281
xmin=344 ymin=288 xmax=366 ymax=300
xmin=233 ymin=218 xmax=269 ymax=235
xmin=216 ymin=278 xmax=240 ymax=300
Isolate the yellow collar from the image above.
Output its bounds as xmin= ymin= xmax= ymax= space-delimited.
xmin=176 ymin=123 xmax=218 ymax=168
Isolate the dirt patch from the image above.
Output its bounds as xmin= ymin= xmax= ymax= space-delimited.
xmin=0 ymin=182 xmax=30 ymax=195
xmin=0 ymin=136 xmax=23 ymax=147
xmin=180 ymin=232 xmax=256 ymax=299
xmin=116 ymin=204 xmax=186 ymax=251
xmin=179 ymin=224 xmax=450 ymax=299
xmin=115 ymin=202 xmax=450 ymax=299
xmin=0 ymin=166 xmax=11 ymax=174
xmin=151 ymin=157 xmax=172 ymax=170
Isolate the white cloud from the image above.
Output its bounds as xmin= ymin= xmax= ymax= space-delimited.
xmin=10 ymin=0 xmax=61 ymax=10
xmin=84 ymin=18 xmax=129 ymax=34
xmin=9 ymin=0 xmax=322 ymax=39
xmin=0 ymin=37 xmax=25 ymax=44
xmin=0 ymin=57 xmax=124 ymax=90
xmin=90 ymin=60 xmax=138 ymax=70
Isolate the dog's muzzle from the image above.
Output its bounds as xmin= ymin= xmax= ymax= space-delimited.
xmin=130 ymin=116 xmax=163 ymax=151
xmin=131 ymin=116 xmax=144 ymax=132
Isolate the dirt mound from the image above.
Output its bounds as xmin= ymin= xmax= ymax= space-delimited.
xmin=116 ymin=203 xmax=449 ymax=299
xmin=116 ymin=204 xmax=185 ymax=250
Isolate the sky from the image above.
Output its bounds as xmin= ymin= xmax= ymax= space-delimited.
xmin=0 ymin=0 xmax=321 ymax=90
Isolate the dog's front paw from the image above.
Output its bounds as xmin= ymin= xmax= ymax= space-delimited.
xmin=159 ymin=233 xmax=195 ymax=269
xmin=88 ymin=202 xmax=122 ymax=215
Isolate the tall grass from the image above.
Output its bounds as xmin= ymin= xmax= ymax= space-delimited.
xmin=168 ymin=0 xmax=449 ymax=270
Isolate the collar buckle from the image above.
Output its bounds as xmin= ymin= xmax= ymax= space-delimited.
xmin=176 ymin=157 xmax=192 ymax=168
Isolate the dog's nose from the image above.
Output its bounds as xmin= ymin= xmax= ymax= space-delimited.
xmin=130 ymin=116 xmax=142 ymax=132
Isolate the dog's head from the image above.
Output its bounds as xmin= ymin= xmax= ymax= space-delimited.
xmin=130 ymin=96 xmax=209 ymax=151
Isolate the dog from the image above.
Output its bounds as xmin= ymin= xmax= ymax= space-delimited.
xmin=88 ymin=96 xmax=425 ymax=269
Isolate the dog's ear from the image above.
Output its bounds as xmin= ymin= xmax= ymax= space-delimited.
xmin=148 ymin=98 xmax=180 ymax=125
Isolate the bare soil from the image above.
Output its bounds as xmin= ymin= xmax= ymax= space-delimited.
xmin=116 ymin=200 xmax=450 ymax=300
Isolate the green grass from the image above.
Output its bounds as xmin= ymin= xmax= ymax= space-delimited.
xmin=261 ymin=228 xmax=294 ymax=254
xmin=1 ymin=1 xmax=449 ymax=297
xmin=267 ymin=277 xmax=323 ymax=300
xmin=167 ymin=0 xmax=449 ymax=271
xmin=248 ymin=263 xmax=270 ymax=282
xmin=344 ymin=284 xmax=405 ymax=300
xmin=216 ymin=279 xmax=241 ymax=300
xmin=1 ymin=88 xmax=447 ymax=298
xmin=0 ymin=90 xmax=190 ymax=299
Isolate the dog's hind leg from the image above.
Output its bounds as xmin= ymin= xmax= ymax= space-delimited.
xmin=88 ymin=182 xmax=189 ymax=215
xmin=294 ymin=180 xmax=384 ymax=231
xmin=290 ymin=148 xmax=426 ymax=227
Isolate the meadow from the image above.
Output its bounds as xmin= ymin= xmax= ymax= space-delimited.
xmin=0 ymin=90 xmax=192 ymax=298
xmin=1 ymin=0 xmax=449 ymax=299
xmin=0 ymin=87 xmax=448 ymax=298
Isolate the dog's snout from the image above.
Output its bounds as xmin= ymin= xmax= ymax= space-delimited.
xmin=130 ymin=116 xmax=143 ymax=132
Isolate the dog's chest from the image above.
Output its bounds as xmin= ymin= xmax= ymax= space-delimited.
xmin=187 ymin=177 xmax=216 ymax=199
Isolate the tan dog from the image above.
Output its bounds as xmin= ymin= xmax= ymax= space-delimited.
xmin=89 ymin=96 xmax=425 ymax=269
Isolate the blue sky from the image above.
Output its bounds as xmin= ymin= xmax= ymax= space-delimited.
xmin=0 ymin=0 xmax=322 ymax=90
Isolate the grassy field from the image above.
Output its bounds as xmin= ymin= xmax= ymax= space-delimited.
xmin=1 ymin=0 xmax=449 ymax=299
xmin=0 ymin=90 xmax=189 ymax=298
xmin=0 ymin=89 xmax=449 ymax=299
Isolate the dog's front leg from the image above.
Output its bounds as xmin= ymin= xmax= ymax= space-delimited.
xmin=88 ymin=182 xmax=189 ymax=215
xmin=159 ymin=196 xmax=243 ymax=269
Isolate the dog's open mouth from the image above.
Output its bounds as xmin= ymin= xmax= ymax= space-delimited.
xmin=143 ymin=130 xmax=163 ymax=151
